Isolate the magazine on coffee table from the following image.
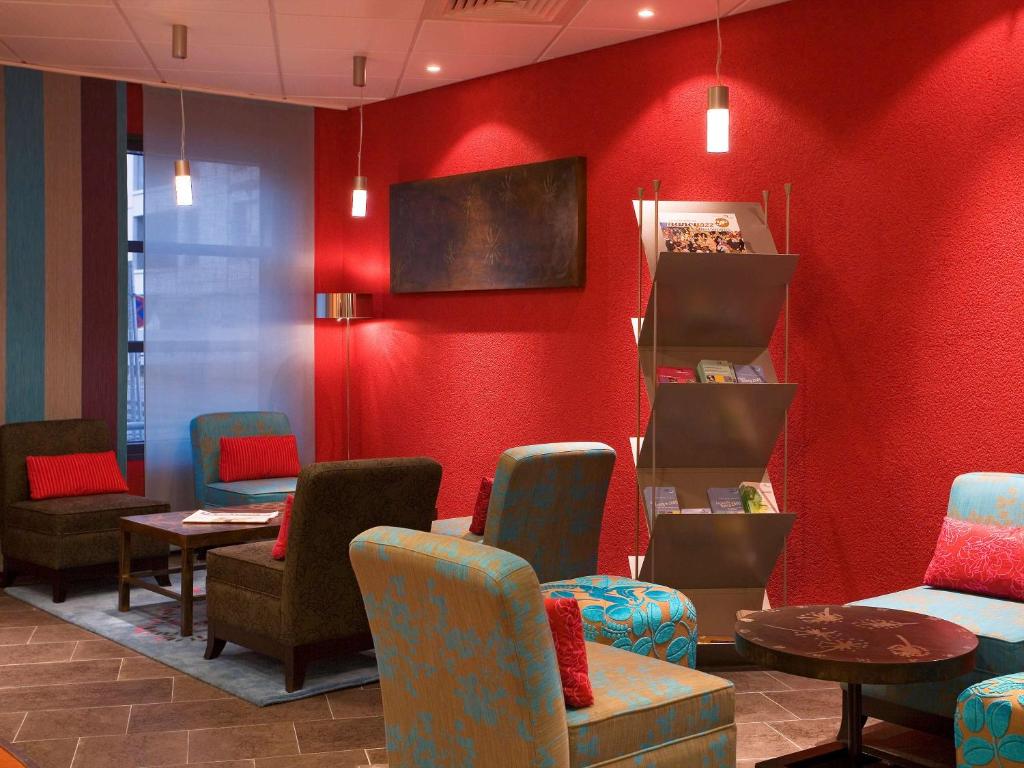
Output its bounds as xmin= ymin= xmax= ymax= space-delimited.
xmin=182 ymin=509 xmax=280 ymax=525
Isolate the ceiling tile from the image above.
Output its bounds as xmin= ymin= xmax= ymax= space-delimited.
xmin=405 ymin=50 xmax=534 ymax=81
xmin=414 ymin=19 xmax=559 ymax=57
xmin=143 ymin=41 xmax=278 ymax=73
xmin=293 ymin=95 xmax=385 ymax=109
xmin=725 ymin=0 xmax=789 ymax=15
xmin=271 ymin=0 xmax=425 ymax=18
xmin=540 ymin=26 xmax=652 ymax=61
xmin=6 ymin=36 xmax=150 ymax=67
xmin=74 ymin=65 xmax=159 ymax=81
xmin=116 ymin=0 xmax=258 ymax=12
xmin=283 ymin=72 xmax=395 ymax=99
xmin=1 ymin=0 xmax=112 ymax=5
xmin=568 ymin=0 xmax=711 ymax=31
xmin=278 ymin=47 xmax=407 ymax=78
xmin=174 ymin=69 xmax=282 ymax=96
xmin=123 ymin=6 xmax=274 ymax=48
xmin=0 ymin=2 xmax=133 ymax=39
xmin=396 ymin=75 xmax=455 ymax=96
xmin=274 ymin=14 xmax=417 ymax=51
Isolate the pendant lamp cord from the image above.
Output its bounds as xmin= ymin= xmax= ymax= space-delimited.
xmin=179 ymin=88 xmax=187 ymax=161
xmin=357 ymin=86 xmax=364 ymax=177
xmin=715 ymin=0 xmax=723 ymax=84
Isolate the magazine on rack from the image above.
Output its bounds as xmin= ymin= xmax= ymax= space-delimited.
xmin=659 ymin=212 xmax=751 ymax=253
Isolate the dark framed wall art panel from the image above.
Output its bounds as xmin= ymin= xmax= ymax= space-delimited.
xmin=389 ymin=156 xmax=586 ymax=293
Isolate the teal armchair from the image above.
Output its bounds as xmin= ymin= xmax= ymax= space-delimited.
xmin=852 ymin=473 xmax=1024 ymax=734
xmin=190 ymin=411 xmax=298 ymax=508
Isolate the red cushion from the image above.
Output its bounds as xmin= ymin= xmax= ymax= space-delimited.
xmin=25 ymin=451 xmax=129 ymax=500
xmin=544 ymin=597 xmax=594 ymax=708
xmin=219 ymin=435 xmax=301 ymax=482
xmin=468 ymin=476 xmax=494 ymax=536
xmin=271 ymin=494 xmax=294 ymax=561
xmin=924 ymin=517 xmax=1024 ymax=600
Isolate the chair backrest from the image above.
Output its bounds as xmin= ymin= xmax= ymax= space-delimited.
xmin=483 ymin=442 xmax=615 ymax=583
xmin=0 ymin=419 xmax=111 ymax=509
xmin=189 ymin=411 xmax=293 ymax=504
xmin=947 ymin=472 xmax=1024 ymax=527
xmin=282 ymin=458 xmax=442 ymax=646
xmin=350 ymin=526 xmax=569 ymax=768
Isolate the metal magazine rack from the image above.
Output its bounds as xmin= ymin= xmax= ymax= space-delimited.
xmin=631 ymin=195 xmax=798 ymax=658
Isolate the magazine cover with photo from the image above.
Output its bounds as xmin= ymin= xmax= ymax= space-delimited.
xmin=660 ymin=212 xmax=751 ymax=253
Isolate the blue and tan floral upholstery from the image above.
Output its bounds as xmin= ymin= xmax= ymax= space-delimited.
xmin=955 ymin=673 xmax=1024 ymax=768
xmin=190 ymin=411 xmax=298 ymax=507
xmin=851 ymin=473 xmax=1024 ymax=721
xmin=349 ymin=526 xmax=735 ymax=768
xmin=431 ymin=443 xmax=699 ymax=666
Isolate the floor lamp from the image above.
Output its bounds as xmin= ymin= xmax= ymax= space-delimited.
xmin=315 ymin=292 xmax=373 ymax=460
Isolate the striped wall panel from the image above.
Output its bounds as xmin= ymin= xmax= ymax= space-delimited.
xmin=0 ymin=65 xmax=127 ymax=465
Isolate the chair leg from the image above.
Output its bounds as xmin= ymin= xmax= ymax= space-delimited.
xmin=155 ymin=556 xmax=172 ymax=587
xmin=51 ymin=571 xmax=67 ymax=603
xmin=205 ymin=631 xmax=226 ymax=660
xmin=284 ymin=648 xmax=307 ymax=693
xmin=0 ymin=558 xmax=19 ymax=588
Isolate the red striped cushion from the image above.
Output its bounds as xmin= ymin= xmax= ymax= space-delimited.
xmin=219 ymin=435 xmax=301 ymax=482
xmin=25 ymin=451 xmax=129 ymax=500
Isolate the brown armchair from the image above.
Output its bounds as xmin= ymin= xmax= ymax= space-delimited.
xmin=204 ymin=457 xmax=442 ymax=691
xmin=0 ymin=419 xmax=170 ymax=602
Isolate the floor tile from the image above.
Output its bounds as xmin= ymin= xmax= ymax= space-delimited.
xmin=129 ymin=696 xmax=330 ymax=733
xmin=0 ymin=609 xmax=63 ymax=628
xmin=720 ymin=670 xmax=795 ymax=693
xmin=13 ymin=738 xmax=79 ymax=768
xmin=17 ymin=705 xmax=131 ymax=742
xmin=71 ymin=730 xmax=188 ymax=768
xmin=736 ymin=722 xmax=801 ymax=761
xmin=769 ymin=717 xmax=842 ymax=749
xmin=170 ymin=675 xmax=232 ymax=703
xmin=0 ymin=627 xmax=35 ymax=646
xmin=156 ymin=762 xmax=254 ymax=768
xmin=735 ymin=692 xmax=802 ymax=723
xmin=0 ymin=658 xmax=122 ymax=689
xmin=29 ymin=626 xmax=99 ymax=644
xmin=254 ymin=751 xmax=372 ymax=767
xmin=71 ymin=639 xmax=139 ymax=661
xmin=293 ymin=717 xmax=385 ymax=753
xmin=187 ymin=722 xmax=300 ymax=763
xmin=326 ymin=688 xmax=383 ymax=719
xmin=765 ymin=671 xmax=840 ymax=690
xmin=0 ymin=642 xmax=75 ymax=666
xmin=0 ymin=677 xmax=173 ymax=712
xmin=0 ymin=711 xmax=26 ymax=741
xmin=117 ymin=657 xmax=175 ymax=680
xmin=764 ymin=688 xmax=843 ymax=719
xmin=365 ymin=748 xmax=386 ymax=764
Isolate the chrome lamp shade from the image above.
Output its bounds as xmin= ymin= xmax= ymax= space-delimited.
xmin=315 ymin=292 xmax=373 ymax=321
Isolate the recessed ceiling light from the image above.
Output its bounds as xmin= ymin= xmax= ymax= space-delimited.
xmin=425 ymin=64 xmax=442 ymax=73
xmin=638 ymin=8 xmax=655 ymax=18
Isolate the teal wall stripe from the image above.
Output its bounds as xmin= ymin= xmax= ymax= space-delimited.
xmin=4 ymin=67 xmax=45 ymax=423
xmin=116 ymin=81 xmax=127 ymax=469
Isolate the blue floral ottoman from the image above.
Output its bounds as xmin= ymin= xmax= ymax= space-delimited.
xmin=955 ymin=673 xmax=1024 ymax=767
xmin=541 ymin=575 xmax=699 ymax=667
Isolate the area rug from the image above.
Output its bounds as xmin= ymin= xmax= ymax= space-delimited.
xmin=6 ymin=573 xmax=378 ymax=707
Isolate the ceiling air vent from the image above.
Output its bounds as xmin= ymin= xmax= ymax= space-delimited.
xmin=428 ymin=0 xmax=585 ymax=24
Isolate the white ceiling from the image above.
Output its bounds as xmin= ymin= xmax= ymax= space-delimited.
xmin=0 ymin=0 xmax=788 ymax=110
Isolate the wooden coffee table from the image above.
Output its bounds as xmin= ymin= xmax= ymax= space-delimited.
xmin=735 ymin=605 xmax=977 ymax=767
xmin=118 ymin=504 xmax=283 ymax=637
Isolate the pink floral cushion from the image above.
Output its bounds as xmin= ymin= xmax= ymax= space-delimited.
xmin=924 ymin=517 xmax=1024 ymax=600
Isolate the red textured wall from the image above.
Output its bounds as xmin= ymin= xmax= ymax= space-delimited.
xmin=314 ymin=0 xmax=1024 ymax=604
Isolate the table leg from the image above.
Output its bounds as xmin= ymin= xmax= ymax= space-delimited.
xmin=118 ymin=529 xmax=131 ymax=612
xmin=845 ymin=683 xmax=864 ymax=765
xmin=181 ymin=546 xmax=194 ymax=637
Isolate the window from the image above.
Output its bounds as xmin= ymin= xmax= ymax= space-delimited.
xmin=127 ymin=139 xmax=145 ymax=456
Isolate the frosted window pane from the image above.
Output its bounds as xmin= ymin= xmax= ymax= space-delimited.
xmin=143 ymin=88 xmax=314 ymax=509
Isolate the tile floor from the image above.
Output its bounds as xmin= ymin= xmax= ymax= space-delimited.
xmin=0 ymin=588 xmax=895 ymax=768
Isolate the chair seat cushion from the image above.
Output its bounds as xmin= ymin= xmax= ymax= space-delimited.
xmin=955 ymin=673 xmax=1024 ymax=767
xmin=6 ymin=494 xmax=169 ymax=535
xmin=430 ymin=515 xmax=482 ymax=543
xmin=207 ymin=541 xmax=284 ymax=599
xmin=851 ymin=586 xmax=1024 ymax=674
xmin=204 ymin=477 xmax=297 ymax=507
xmin=567 ymin=642 xmax=734 ymax=768
xmin=541 ymin=576 xmax=698 ymax=668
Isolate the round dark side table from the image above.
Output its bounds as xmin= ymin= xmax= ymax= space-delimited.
xmin=735 ymin=605 xmax=977 ymax=767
